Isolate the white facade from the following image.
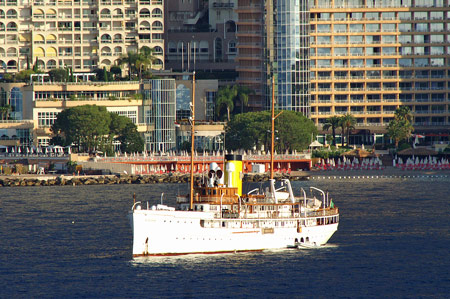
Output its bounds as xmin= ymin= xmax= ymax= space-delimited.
xmin=0 ymin=0 xmax=164 ymax=73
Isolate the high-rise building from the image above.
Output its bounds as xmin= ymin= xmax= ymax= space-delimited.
xmin=236 ymin=0 xmax=449 ymax=140
xmin=309 ymin=0 xmax=450 ymax=138
xmin=0 ymin=0 xmax=164 ymax=73
xmin=235 ymin=0 xmax=269 ymax=110
xmin=164 ymin=0 xmax=238 ymax=73
xmin=274 ymin=0 xmax=311 ymax=115
xmin=236 ymin=0 xmax=311 ymax=113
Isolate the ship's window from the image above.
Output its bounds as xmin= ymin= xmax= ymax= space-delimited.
xmin=222 ymin=221 xmax=225 ymax=227
xmin=306 ymin=237 xmax=309 ymax=242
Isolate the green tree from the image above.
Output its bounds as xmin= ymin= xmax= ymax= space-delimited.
xmin=216 ymin=86 xmax=235 ymax=121
xmin=276 ymin=110 xmax=318 ymax=152
xmin=232 ymin=85 xmax=254 ymax=114
xmin=117 ymin=122 xmax=144 ymax=153
xmin=136 ymin=47 xmax=157 ymax=80
xmin=395 ymin=106 xmax=413 ymax=122
xmin=0 ymin=104 xmax=11 ymax=120
xmin=226 ymin=110 xmax=316 ymax=151
xmin=117 ymin=47 xmax=158 ymax=80
xmin=32 ymin=57 xmax=39 ymax=72
xmin=339 ymin=113 xmax=356 ymax=147
xmin=110 ymin=66 xmax=122 ymax=80
xmin=69 ymin=67 xmax=74 ymax=82
xmin=387 ymin=107 xmax=414 ymax=148
xmin=51 ymin=105 xmax=112 ymax=153
xmin=48 ymin=68 xmax=68 ymax=82
xmin=215 ymin=85 xmax=255 ymax=121
xmin=117 ymin=51 xmax=139 ymax=80
xmin=103 ymin=67 xmax=109 ymax=82
xmin=110 ymin=113 xmax=144 ymax=153
xmin=322 ymin=115 xmax=341 ymax=147
xmin=15 ymin=70 xmax=35 ymax=82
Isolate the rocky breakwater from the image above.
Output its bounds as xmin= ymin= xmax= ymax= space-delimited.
xmin=0 ymin=172 xmax=310 ymax=187
xmin=0 ymin=173 xmax=188 ymax=187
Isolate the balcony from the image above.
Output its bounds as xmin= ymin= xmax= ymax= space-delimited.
xmin=213 ymin=2 xmax=234 ymax=8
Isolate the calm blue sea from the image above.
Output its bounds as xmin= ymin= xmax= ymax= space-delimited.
xmin=1 ymin=178 xmax=449 ymax=298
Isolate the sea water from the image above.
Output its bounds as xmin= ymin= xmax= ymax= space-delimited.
xmin=1 ymin=178 xmax=449 ymax=298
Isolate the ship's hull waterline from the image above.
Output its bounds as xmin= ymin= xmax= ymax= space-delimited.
xmin=129 ymin=210 xmax=338 ymax=256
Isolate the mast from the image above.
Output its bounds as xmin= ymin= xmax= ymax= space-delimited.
xmin=270 ymin=77 xmax=275 ymax=180
xmin=270 ymin=76 xmax=283 ymax=180
xmin=190 ymin=71 xmax=196 ymax=210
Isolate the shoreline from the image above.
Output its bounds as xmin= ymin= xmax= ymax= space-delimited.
xmin=0 ymin=167 xmax=448 ymax=187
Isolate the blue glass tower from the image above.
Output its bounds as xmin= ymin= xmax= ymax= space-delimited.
xmin=274 ymin=0 xmax=311 ymax=116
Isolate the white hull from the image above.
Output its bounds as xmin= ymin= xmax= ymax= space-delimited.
xmin=129 ymin=209 xmax=338 ymax=256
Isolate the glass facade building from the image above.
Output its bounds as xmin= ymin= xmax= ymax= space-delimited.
xmin=237 ymin=0 xmax=312 ymax=115
xmin=274 ymin=0 xmax=311 ymax=115
xmin=142 ymin=79 xmax=176 ymax=152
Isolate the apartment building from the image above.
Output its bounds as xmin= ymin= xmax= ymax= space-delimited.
xmin=234 ymin=0 xmax=449 ymax=142
xmin=235 ymin=0 xmax=270 ymax=110
xmin=0 ymin=75 xmax=222 ymax=151
xmin=21 ymin=80 xmax=146 ymax=146
xmin=309 ymin=0 xmax=450 ymax=138
xmin=0 ymin=0 xmax=164 ymax=73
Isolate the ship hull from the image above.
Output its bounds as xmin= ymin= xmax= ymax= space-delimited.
xmin=129 ymin=210 xmax=338 ymax=256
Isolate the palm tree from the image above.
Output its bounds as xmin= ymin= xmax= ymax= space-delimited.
xmin=388 ymin=107 xmax=414 ymax=148
xmin=322 ymin=115 xmax=341 ymax=147
xmin=232 ymin=85 xmax=254 ymax=114
xmin=117 ymin=51 xmax=139 ymax=80
xmin=118 ymin=47 xmax=158 ymax=80
xmin=136 ymin=47 xmax=158 ymax=80
xmin=216 ymin=86 xmax=234 ymax=121
xmin=0 ymin=104 xmax=11 ymax=120
xmin=339 ymin=113 xmax=356 ymax=147
xmin=387 ymin=119 xmax=414 ymax=148
xmin=394 ymin=106 xmax=413 ymax=122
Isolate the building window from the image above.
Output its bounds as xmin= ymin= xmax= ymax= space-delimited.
xmin=214 ymin=38 xmax=222 ymax=62
xmin=206 ymin=91 xmax=216 ymax=121
xmin=228 ymin=41 xmax=236 ymax=54
xmin=38 ymin=111 xmax=58 ymax=127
